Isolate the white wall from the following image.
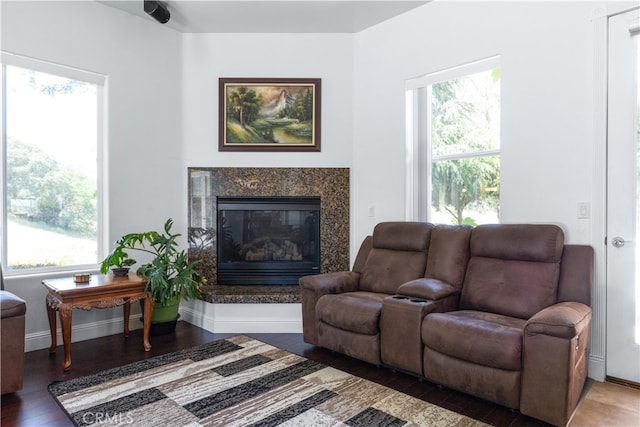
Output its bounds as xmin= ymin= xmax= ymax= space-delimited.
xmin=1 ymin=1 xmax=183 ymax=349
xmin=181 ymin=33 xmax=354 ymax=169
xmin=353 ymin=1 xmax=598 ymax=242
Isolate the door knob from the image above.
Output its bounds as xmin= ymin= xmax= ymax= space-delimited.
xmin=611 ymin=236 xmax=630 ymax=248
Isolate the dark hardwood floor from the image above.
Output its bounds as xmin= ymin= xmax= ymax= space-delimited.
xmin=0 ymin=322 xmax=622 ymax=426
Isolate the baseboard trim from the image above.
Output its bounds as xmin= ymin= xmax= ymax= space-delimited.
xmin=180 ymin=301 xmax=302 ymax=333
xmin=606 ymin=376 xmax=640 ymax=390
xmin=25 ymin=315 xmax=143 ymax=353
xmin=24 ymin=302 xmax=302 ymax=352
xmin=588 ymin=354 xmax=606 ymax=381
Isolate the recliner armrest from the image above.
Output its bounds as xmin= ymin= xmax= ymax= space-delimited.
xmin=525 ymin=301 xmax=591 ymax=339
xmin=299 ymin=271 xmax=361 ymax=345
xmin=397 ymin=278 xmax=458 ymax=300
xmin=0 ymin=290 xmax=26 ymax=319
xmin=299 ymin=271 xmax=360 ymax=296
xmin=521 ymin=301 xmax=592 ymax=425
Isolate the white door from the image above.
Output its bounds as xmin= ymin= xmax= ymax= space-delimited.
xmin=606 ymin=7 xmax=640 ymax=383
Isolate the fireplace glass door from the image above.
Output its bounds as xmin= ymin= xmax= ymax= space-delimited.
xmin=217 ymin=197 xmax=320 ymax=285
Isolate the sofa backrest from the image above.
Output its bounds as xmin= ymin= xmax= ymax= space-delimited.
xmin=460 ymin=224 xmax=565 ymax=319
xmin=557 ymin=244 xmax=593 ymax=306
xmin=424 ymin=224 xmax=472 ymax=289
xmin=359 ymin=222 xmax=433 ymax=294
xmin=352 ymin=235 xmax=373 ymax=274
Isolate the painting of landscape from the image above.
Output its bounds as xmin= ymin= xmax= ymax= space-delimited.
xmin=219 ymin=78 xmax=321 ymax=151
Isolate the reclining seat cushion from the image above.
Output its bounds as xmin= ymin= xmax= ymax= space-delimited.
xmin=423 ymin=310 xmax=526 ymax=371
xmin=316 ymin=291 xmax=388 ymax=335
xmin=359 ymin=222 xmax=432 ymax=295
xmin=460 ymin=224 xmax=565 ymax=320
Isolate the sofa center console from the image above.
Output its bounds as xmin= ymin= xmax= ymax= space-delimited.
xmin=380 ymin=295 xmax=433 ymax=376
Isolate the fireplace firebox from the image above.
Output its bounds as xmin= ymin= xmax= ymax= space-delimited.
xmin=217 ymin=196 xmax=321 ymax=285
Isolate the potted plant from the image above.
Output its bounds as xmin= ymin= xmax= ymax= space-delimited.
xmin=100 ymin=218 xmax=203 ymax=333
xmin=100 ymin=239 xmax=137 ymax=277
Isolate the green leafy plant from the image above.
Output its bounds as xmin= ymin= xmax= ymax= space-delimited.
xmin=100 ymin=241 xmax=137 ymax=272
xmin=100 ymin=218 xmax=202 ymax=306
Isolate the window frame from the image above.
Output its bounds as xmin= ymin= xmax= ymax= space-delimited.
xmin=0 ymin=51 xmax=107 ymax=276
xmin=405 ymin=56 xmax=501 ymax=223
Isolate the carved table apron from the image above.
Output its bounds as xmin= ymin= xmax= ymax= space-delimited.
xmin=42 ymin=274 xmax=153 ymax=370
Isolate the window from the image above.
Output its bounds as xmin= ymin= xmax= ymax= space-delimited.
xmin=1 ymin=53 xmax=105 ymax=273
xmin=406 ymin=57 xmax=501 ymax=225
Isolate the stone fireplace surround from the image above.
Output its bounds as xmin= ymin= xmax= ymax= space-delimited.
xmin=188 ymin=167 xmax=350 ymax=304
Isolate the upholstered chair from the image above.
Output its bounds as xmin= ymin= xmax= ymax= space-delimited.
xmin=1 ymin=263 xmax=27 ymax=394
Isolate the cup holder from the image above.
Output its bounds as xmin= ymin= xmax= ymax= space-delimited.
xmin=389 ymin=295 xmax=428 ymax=305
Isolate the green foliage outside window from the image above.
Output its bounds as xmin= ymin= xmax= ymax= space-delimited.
xmin=430 ymin=68 xmax=501 ymax=225
xmin=7 ymin=137 xmax=96 ymax=237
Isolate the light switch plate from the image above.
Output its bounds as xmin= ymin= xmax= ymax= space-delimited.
xmin=577 ymin=202 xmax=590 ymax=219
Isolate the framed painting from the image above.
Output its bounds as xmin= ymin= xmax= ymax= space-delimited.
xmin=219 ymin=78 xmax=321 ymax=152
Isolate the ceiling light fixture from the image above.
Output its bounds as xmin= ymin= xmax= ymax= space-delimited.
xmin=144 ymin=0 xmax=170 ymax=24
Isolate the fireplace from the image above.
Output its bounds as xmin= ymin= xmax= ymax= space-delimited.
xmin=216 ymin=196 xmax=321 ymax=285
xmin=188 ymin=167 xmax=349 ymax=298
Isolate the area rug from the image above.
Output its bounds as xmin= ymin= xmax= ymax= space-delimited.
xmin=49 ymin=336 xmax=488 ymax=426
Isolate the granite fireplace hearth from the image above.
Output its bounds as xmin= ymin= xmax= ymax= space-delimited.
xmin=188 ymin=167 xmax=350 ymax=303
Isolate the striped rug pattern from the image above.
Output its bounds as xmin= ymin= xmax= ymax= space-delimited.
xmin=49 ymin=336 xmax=488 ymax=426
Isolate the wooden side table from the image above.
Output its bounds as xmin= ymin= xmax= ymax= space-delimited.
xmin=42 ymin=274 xmax=153 ymax=370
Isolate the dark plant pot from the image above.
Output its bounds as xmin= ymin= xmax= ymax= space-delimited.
xmin=149 ymin=316 xmax=179 ymax=336
xmin=139 ymin=295 xmax=181 ymax=336
xmin=112 ymin=267 xmax=130 ymax=277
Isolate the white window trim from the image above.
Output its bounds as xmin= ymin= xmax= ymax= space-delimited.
xmin=0 ymin=52 xmax=105 ymax=86
xmin=434 ymin=148 xmax=501 ymax=162
xmin=1 ymin=51 xmax=107 ymax=276
xmin=406 ymin=56 xmax=501 ymax=90
xmin=405 ymin=56 xmax=501 ymax=222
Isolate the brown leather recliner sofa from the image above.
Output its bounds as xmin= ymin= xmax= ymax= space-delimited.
xmin=300 ymin=222 xmax=593 ymax=426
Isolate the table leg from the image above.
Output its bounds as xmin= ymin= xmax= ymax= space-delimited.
xmin=46 ymin=298 xmax=57 ymax=353
xmin=123 ymin=300 xmax=131 ymax=337
xmin=58 ymin=304 xmax=73 ymax=371
xmin=143 ymin=296 xmax=153 ymax=352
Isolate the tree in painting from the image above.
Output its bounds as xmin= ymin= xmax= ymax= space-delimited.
xmin=228 ymin=86 xmax=261 ymax=128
